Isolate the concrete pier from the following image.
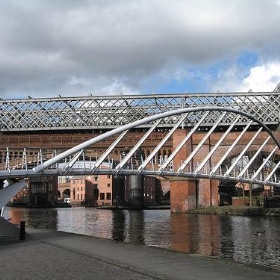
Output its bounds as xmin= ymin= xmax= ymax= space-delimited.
xmin=0 ymin=227 xmax=279 ymax=280
xmin=128 ymin=175 xmax=144 ymax=209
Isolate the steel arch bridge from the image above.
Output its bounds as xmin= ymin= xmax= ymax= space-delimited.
xmin=1 ymin=106 xmax=280 ymax=210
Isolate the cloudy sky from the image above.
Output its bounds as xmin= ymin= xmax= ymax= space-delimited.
xmin=0 ymin=0 xmax=280 ymax=99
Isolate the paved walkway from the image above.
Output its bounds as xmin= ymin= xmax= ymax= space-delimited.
xmin=0 ymin=227 xmax=280 ymax=280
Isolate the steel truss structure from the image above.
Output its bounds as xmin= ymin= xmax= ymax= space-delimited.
xmin=0 ymin=84 xmax=280 ymax=131
xmin=1 ymin=106 xmax=280 ymax=209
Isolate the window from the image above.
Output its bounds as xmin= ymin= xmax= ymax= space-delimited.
xmin=107 ymin=183 xmax=110 ymax=188
xmin=31 ymin=184 xmax=47 ymax=193
xmin=107 ymin=175 xmax=111 ymax=179
xmin=100 ymin=193 xmax=105 ymax=200
xmin=106 ymin=193 xmax=111 ymax=200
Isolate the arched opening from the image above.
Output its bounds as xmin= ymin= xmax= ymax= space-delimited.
xmin=63 ymin=188 xmax=70 ymax=199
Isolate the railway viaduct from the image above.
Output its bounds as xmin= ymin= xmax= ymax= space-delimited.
xmin=1 ymin=84 xmax=280 ymax=212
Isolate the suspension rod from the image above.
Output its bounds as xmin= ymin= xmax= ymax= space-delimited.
xmin=210 ymin=121 xmax=253 ymax=176
xmin=158 ymin=112 xmax=209 ymax=173
xmin=91 ymin=130 xmax=128 ymax=173
xmin=115 ymin=119 xmax=162 ymax=172
xmin=224 ymin=127 xmax=263 ymax=177
xmin=138 ymin=113 xmax=189 ymax=173
xmin=178 ymin=111 xmax=227 ymax=174
xmin=238 ymin=137 xmax=270 ymax=179
xmin=194 ymin=116 xmax=239 ymax=174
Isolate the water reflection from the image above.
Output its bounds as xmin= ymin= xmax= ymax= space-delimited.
xmin=220 ymin=216 xmax=235 ymax=259
xmin=3 ymin=207 xmax=280 ymax=270
xmin=112 ymin=210 xmax=126 ymax=242
xmin=128 ymin=210 xmax=145 ymax=244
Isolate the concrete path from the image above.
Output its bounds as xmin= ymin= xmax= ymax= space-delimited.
xmin=0 ymin=227 xmax=279 ymax=280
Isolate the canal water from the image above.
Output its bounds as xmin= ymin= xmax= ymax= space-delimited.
xmin=3 ymin=206 xmax=280 ymax=270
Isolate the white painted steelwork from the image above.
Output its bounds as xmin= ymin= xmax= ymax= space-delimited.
xmin=1 ymin=106 xmax=280 ymax=209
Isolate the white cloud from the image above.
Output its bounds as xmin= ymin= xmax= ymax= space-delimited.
xmin=0 ymin=0 xmax=280 ymax=97
xmin=240 ymin=63 xmax=280 ymax=92
xmin=209 ymin=62 xmax=280 ymax=93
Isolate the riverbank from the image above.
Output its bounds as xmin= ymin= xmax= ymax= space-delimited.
xmin=97 ymin=205 xmax=170 ymax=210
xmin=1 ymin=227 xmax=279 ymax=280
xmin=97 ymin=204 xmax=280 ymax=216
xmin=6 ymin=202 xmax=72 ymax=208
xmin=186 ymin=206 xmax=280 ymax=217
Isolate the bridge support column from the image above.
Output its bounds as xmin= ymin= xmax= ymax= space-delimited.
xmin=128 ymin=175 xmax=144 ymax=209
xmin=170 ymin=128 xmax=198 ymax=212
xmin=198 ymin=179 xmax=219 ymax=207
xmin=170 ymin=178 xmax=198 ymax=213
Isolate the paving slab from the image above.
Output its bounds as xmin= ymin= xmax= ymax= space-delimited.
xmin=0 ymin=227 xmax=279 ymax=280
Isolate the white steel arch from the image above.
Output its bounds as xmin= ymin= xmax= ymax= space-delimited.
xmin=32 ymin=106 xmax=280 ymax=173
xmin=1 ymin=106 xmax=280 ymax=210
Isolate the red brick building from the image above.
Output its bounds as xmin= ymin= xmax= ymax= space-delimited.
xmin=58 ymin=174 xmax=114 ymax=206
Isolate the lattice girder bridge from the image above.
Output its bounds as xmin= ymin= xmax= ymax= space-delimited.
xmin=0 ymin=84 xmax=280 ymax=132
